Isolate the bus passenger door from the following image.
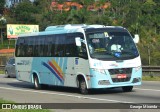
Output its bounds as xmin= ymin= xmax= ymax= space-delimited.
xmin=63 ymin=35 xmax=78 ymax=87
xmin=64 ymin=58 xmax=77 ymax=87
xmin=74 ymin=42 xmax=90 ymax=86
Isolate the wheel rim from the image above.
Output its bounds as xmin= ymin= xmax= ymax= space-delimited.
xmin=81 ymin=82 xmax=85 ymax=91
xmin=34 ymin=78 xmax=38 ymax=88
xmin=80 ymin=80 xmax=87 ymax=94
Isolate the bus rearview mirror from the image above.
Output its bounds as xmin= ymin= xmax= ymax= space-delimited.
xmin=133 ymin=34 xmax=139 ymax=43
xmin=75 ymin=37 xmax=81 ymax=46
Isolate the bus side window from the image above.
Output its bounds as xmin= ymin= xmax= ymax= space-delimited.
xmin=16 ymin=44 xmax=20 ymax=57
xmin=16 ymin=38 xmax=25 ymax=57
xmin=65 ymin=36 xmax=77 ymax=57
xmin=47 ymin=42 xmax=52 ymax=56
xmin=51 ymin=44 xmax=55 ymax=56
xmin=78 ymin=42 xmax=88 ymax=59
xmin=25 ymin=37 xmax=34 ymax=57
xmin=27 ymin=46 xmax=33 ymax=56
xmin=34 ymin=45 xmax=38 ymax=57
xmin=54 ymin=34 xmax=66 ymax=57
xmin=38 ymin=37 xmax=45 ymax=57
xmin=19 ymin=43 xmax=25 ymax=57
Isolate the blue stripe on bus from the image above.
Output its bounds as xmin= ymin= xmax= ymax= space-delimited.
xmin=42 ymin=62 xmax=64 ymax=84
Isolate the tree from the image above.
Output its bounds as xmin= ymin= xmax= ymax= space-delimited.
xmin=34 ymin=0 xmax=52 ymax=13
xmin=0 ymin=0 xmax=5 ymax=15
xmin=3 ymin=0 xmax=160 ymax=65
xmin=14 ymin=0 xmax=39 ymax=24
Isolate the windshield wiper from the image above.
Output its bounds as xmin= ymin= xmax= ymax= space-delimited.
xmin=105 ymin=51 xmax=122 ymax=58
xmin=122 ymin=50 xmax=136 ymax=56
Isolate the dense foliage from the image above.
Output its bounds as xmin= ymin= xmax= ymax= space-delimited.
xmin=2 ymin=0 xmax=160 ymax=65
xmin=0 ymin=0 xmax=5 ymax=15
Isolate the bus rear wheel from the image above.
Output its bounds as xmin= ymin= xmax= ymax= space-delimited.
xmin=79 ymin=79 xmax=88 ymax=94
xmin=34 ymin=76 xmax=41 ymax=90
xmin=122 ymin=86 xmax=133 ymax=92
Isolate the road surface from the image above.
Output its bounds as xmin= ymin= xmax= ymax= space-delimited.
xmin=0 ymin=74 xmax=160 ymax=112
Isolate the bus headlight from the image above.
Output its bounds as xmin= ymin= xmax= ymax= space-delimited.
xmin=92 ymin=68 xmax=105 ymax=74
xmin=135 ymin=66 xmax=141 ymax=72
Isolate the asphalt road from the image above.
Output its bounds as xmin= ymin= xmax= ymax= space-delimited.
xmin=0 ymin=74 xmax=160 ymax=112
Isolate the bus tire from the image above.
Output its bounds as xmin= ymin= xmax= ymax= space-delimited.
xmin=122 ymin=86 xmax=133 ymax=92
xmin=34 ymin=76 xmax=41 ymax=90
xmin=79 ymin=79 xmax=88 ymax=94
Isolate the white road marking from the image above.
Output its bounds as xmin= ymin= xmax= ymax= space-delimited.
xmin=0 ymin=86 xmax=134 ymax=103
xmin=134 ymin=88 xmax=160 ymax=92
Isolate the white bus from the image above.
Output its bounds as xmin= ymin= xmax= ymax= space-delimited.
xmin=15 ymin=24 xmax=142 ymax=94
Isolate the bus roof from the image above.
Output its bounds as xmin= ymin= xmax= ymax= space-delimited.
xmin=18 ymin=24 xmax=124 ymax=38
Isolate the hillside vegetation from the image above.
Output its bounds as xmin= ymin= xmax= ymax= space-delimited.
xmin=1 ymin=0 xmax=160 ymax=65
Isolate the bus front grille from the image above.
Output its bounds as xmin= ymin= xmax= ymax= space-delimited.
xmin=108 ymin=68 xmax=132 ymax=83
xmin=108 ymin=68 xmax=132 ymax=75
xmin=112 ymin=77 xmax=131 ymax=83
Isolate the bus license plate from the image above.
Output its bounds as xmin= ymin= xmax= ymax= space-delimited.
xmin=117 ymin=74 xmax=127 ymax=79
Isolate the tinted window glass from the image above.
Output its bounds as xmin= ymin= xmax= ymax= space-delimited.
xmin=16 ymin=33 xmax=85 ymax=58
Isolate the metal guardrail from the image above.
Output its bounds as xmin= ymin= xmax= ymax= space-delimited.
xmin=0 ymin=65 xmax=160 ymax=72
xmin=142 ymin=66 xmax=160 ymax=72
xmin=0 ymin=65 xmax=5 ymax=71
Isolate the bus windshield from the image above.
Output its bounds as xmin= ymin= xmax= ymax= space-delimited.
xmin=86 ymin=31 xmax=139 ymax=61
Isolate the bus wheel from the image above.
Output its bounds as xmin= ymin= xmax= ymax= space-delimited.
xmin=122 ymin=86 xmax=133 ymax=92
xmin=34 ymin=76 xmax=41 ymax=90
xmin=79 ymin=79 xmax=88 ymax=94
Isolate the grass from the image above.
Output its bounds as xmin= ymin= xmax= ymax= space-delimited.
xmin=142 ymin=75 xmax=160 ymax=81
xmin=0 ymin=39 xmax=15 ymax=49
xmin=0 ymin=70 xmax=4 ymax=74
xmin=1 ymin=110 xmax=50 ymax=112
xmin=0 ymin=98 xmax=51 ymax=112
xmin=0 ymin=98 xmax=14 ymax=103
